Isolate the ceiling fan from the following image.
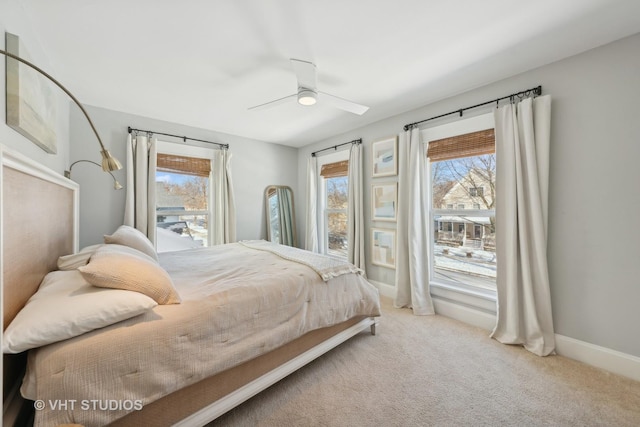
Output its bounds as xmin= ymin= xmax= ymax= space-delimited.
xmin=248 ymin=59 xmax=369 ymax=115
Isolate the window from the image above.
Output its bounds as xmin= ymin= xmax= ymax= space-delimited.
xmin=155 ymin=142 xmax=215 ymax=252
xmin=318 ymin=151 xmax=349 ymax=258
xmin=425 ymin=113 xmax=497 ymax=294
xmin=469 ymin=187 xmax=484 ymax=197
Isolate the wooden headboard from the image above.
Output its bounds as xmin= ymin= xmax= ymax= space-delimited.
xmin=1 ymin=145 xmax=78 ymax=423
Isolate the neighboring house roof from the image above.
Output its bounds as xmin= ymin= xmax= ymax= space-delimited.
xmin=441 ymin=169 xmax=494 ymax=209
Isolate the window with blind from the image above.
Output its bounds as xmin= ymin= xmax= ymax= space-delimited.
xmin=155 ymin=142 xmax=214 ymax=252
xmin=426 ymin=113 xmax=497 ymax=294
xmin=318 ymin=151 xmax=349 ymax=258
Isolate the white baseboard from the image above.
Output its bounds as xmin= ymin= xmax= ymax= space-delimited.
xmin=554 ymin=334 xmax=640 ymax=382
xmin=432 ymin=298 xmax=497 ymax=331
xmin=367 ymin=279 xmax=640 ymax=382
xmin=368 ymin=279 xmax=395 ymax=299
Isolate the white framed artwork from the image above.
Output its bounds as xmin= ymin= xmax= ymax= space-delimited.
xmin=371 ymin=136 xmax=397 ymax=177
xmin=372 ymin=183 xmax=397 ymax=222
xmin=371 ymin=228 xmax=396 ymax=269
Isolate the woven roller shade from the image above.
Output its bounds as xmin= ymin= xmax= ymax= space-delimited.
xmin=157 ymin=153 xmax=211 ymax=177
xmin=428 ymin=128 xmax=495 ymax=162
xmin=320 ymin=160 xmax=349 ymax=178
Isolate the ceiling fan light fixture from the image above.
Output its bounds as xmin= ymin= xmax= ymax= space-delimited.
xmin=297 ymin=89 xmax=317 ymax=106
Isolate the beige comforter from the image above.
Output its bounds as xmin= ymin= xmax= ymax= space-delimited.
xmin=22 ymin=243 xmax=380 ymax=427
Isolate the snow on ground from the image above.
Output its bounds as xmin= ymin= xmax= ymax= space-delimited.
xmin=434 ymin=244 xmax=496 ymax=278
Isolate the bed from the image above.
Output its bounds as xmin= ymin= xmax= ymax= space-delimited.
xmin=1 ymin=145 xmax=381 ymax=427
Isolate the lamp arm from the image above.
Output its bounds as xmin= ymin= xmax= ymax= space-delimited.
xmin=1 ymin=49 xmax=121 ymax=171
xmin=0 ymin=48 xmax=106 ymax=153
xmin=68 ymin=159 xmax=103 ymax=172
xmin=65 ymin=160 xmax=123 ymax=190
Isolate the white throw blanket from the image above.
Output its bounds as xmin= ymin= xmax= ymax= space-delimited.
xmin=240 ymin=240 xmax=363 ymax=281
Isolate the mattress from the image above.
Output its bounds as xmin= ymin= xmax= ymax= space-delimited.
xmin=22 ymin=243 xmax=380 ymax=426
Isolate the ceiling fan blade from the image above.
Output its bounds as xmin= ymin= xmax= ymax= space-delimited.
xmin=290 ymin=58 xmax=317 ymax=90
xmin=318 ymin=92 xmax=369 ymax=115
xmin=248 ymin=93 xmax=297 ymax=111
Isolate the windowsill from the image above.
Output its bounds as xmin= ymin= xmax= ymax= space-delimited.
xmin=430 ymin=280 xmax=497 ymax=314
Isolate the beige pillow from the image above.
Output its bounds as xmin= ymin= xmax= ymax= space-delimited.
xmin=2 ymin=270 xmax=157 ymax=354
xmin=57 ymin=244 xmax=103 ymax=270
xmin=104 ymin=225 xmax=158 ymax=261
xmin=79 ymin=244 xmax=181 ymax=305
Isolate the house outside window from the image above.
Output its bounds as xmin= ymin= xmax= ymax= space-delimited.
xmin=424 ymin=113 xmax=497 ymax=298
xmin=155 ymin=141 xmax=215 ymax=252
xmin=317 ymin=150 xmax=349 ymax=258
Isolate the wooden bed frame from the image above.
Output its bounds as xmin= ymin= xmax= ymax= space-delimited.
xmin=1 ymin=144 xmax=377 ymax=426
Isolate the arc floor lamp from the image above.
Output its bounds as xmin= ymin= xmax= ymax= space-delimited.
xmin=0 ymin=48 xmax=122 ymax=172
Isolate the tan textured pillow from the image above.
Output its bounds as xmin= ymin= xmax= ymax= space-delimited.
xmin=104 ymin=225 xmax=158 ymax=261
xmin=79 ymin=245 xmax=181 ymax=305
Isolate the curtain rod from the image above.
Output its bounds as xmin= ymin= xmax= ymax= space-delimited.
xmin=403 ymin=85 xmax=542 ymax=131
xmin=311 ymin=139 xmax=362 ymax=157
xmin=128 ymin=126 xmax=229 ymax=150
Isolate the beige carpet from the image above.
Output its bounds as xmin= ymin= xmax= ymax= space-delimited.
xmin=209 ymin=297 xmax=640 ymax=427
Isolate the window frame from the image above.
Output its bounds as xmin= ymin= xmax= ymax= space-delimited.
xmin=422 ymin=113 xmax=497 ymax=310
xmin=316 ymin=150 xmax=350 ymax=258
xmin=155 ymin=140 xmax=216 ymax=249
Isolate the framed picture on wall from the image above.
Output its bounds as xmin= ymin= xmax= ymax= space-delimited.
xmin=371 ymin=228 xmax=396 ymax=269
xmin=372 ymin=183 xmax=397 ymax=221
xmin=371 ymin=136 xmax=397 ymax=177
xmin=5 ymin=32 xmax=58 ymax=154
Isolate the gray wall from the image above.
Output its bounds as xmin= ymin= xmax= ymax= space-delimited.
xmin=70 ymin=105 xmax=298 ymax=247
xmin=4 ymin=0 xmax=639 ymax=359
xmin=0 ymin=1 xmax=70 ymax=172
xmin=297 ymin=33 xmax=640 ymax=358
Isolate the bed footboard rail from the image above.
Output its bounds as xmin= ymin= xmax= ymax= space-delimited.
xmin=174 ymin=316 xmax=378 ymax=427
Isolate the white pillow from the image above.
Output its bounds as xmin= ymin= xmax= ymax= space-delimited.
xmin=57 ymin=244 xmax=103 ymax=270
xmin=79 ymin=244 xmax=182 ymax=305
xmin=2 ymin=270 xmax=157 ymax=354
xmin=104 ymin=225 xmax=158 ymax=261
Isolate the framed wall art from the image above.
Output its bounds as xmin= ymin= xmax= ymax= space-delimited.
xmin=5 ymin=32 xmax=58 ymax=153
xmin=371 ymin=228 xmax=396 ymax=269
xmin=372 ymin=182 xmax=397 ymax=222
xmin=371 ymin=136 xmax=397 ymax=177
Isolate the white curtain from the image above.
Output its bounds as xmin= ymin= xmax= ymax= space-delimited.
xmin=491 ymin=95 xmax=555 ymax=356
xmin=124 ymin=133 xmax=157 ymax=243
xmin=213 ymin=149 xmax=236 ymax=244
xmin=347 ymin=143 xmax=365 ymax=270
xmin=394 ymin=127 xmax=435 ymax=315
xmin=305 ymin=156 xmax=319 ymax=252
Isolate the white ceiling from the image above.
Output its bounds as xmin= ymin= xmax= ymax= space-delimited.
xmin=21 ymin=0 xmax=640 ymax=147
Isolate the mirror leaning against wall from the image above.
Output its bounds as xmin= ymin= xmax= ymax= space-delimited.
xmin=265 ymin=185 xmax=296 ymax=247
